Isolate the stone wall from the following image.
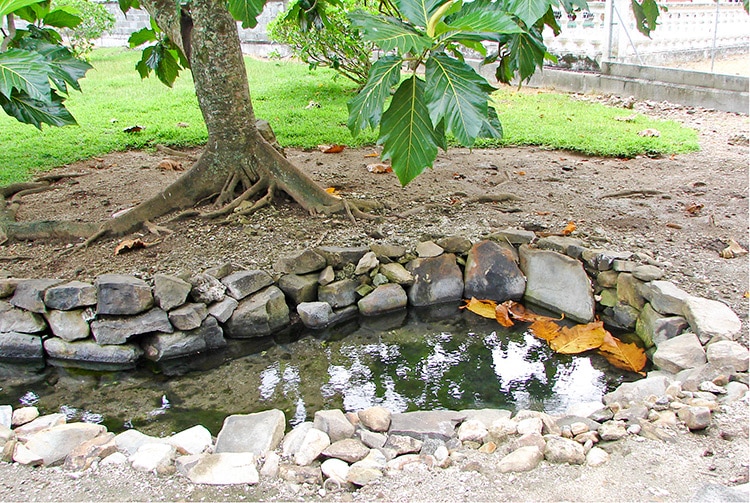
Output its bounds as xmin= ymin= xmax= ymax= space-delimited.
xmin=0 ymin=231 xmax=745 ymax=379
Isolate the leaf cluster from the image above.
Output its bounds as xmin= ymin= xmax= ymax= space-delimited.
xmin=0 ymin=0 xmax=92 ymax=128
xmin=127 ymin=17 xmax=189 ymax=88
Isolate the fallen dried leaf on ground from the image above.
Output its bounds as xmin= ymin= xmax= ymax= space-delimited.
xmin=685 ymin=203 xmax=704 ymax=216
xmin=114 ymin=238 xmax=159 ymax=255
xmin=157 ymin=159 xmax=183 ymax=171
xmin=123 ymin=125 xmax=144 ymax=133
xmin=461 ymin=298 xmax=498 ymax=320
xmin=367 ymin=163 xmax=393 ymax=173
xmin=720 ymin=239 xmax=748 ymax=259
xmin=364 ymin=152 xmax=380 ymax=158
xmin=318 ymin=144 xmax=346 ymax=153
xmin=325 ymin=187 xmax=342 ymax=197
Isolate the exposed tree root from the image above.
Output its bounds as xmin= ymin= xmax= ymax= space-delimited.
xmin=602 ymin=189 xmax=662 ymax=198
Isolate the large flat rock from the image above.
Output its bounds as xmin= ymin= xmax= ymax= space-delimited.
xmin=215 ymin=410 xmax=286 ymax=456
xmin=389 ymin=410 xmax=465 ymax=441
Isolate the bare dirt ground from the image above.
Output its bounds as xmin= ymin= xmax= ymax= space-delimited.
xmin=0 ymin=95 xmax=748 ymax=501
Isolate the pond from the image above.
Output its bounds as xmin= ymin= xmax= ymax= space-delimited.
xmin=0 ymin=305 xmax=633 ymax=436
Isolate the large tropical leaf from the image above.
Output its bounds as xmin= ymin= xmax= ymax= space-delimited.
xmin=228 ymin=0 xmax=267 ymax=28
xmin=379 ymin=76 xmax=439 ymax=186
xmin=0 ymin=49 xmax=51 ymax=102
xmin=425 ymin=54 xmax=489 ymax=146
xmin=507 ymin=0 xmax=552 ymax=27
xmin=479 ymin=105 xmax=503 ymax=139
xmin=395 ymin=0 xmax=444 ymax=27
xmin=548 ymin=321 xmax=607 ymax=354
xmin=347 ymin=55 xmax=402 ymax=135
xmin=43 ymin=6 xmax=82 ymax=28
xmin=0 ymin=0 xmax=42 ymax=17
xmin=631 ymin=0 xmax=659 ymax=37
xmin=128 ymin=27 xmax=158 ymax=48
xmin=598 ymin=333 xmax=647 ymax=374
xmin=349 ymin=10 xmax=432 ymax=54
xmin=439 ymin=8 xmax=523 ymax=38
xmin=0 ymin=89 xmax=76 ymax=128
xmin=135 ymin=43 xmax=181 ymax=87
xmin=20 ymin=40 xmax=91 ymax=93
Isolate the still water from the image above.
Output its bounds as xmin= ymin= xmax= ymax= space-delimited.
xmin=0 ymin=306 xmax=630 ymax=436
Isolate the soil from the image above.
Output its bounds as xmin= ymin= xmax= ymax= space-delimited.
xmin=0 ymin=95 xmax=748 ymax=501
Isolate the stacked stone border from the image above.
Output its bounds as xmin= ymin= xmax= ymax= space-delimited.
xmin=0 ymin=230 xmax=748 ymax=491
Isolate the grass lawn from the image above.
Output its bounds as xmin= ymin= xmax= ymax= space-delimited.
xmin=0 ymin=48 xmax=699 ymax=185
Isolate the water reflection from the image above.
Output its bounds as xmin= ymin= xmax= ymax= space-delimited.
xmin=0 ymin=310 xmax=627 ymax=436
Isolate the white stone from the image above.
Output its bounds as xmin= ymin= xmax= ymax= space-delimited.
xmin=516 ymin=417 xmax=543 ymax=436
xmin=706 ymin=340 xmax=749 ymax=372
xmin=457 ymin=419 xmax=488 ymax=443
xmin=354 ymin=252 xmax=379 ymax=275
xmin=13 ymin=443 xmax=43 ymax=466
xmin=24 ymin=422 xmax=105 ymax=466
xmin=215 ymin=410 xmax=286 ymax=456
xmin=260 ymin=451 xmax=280 ymax=478
xmin=165 ymin=424 xmax=212 ymax=455
xmin=282 ymin=421 xmax=314 ymax=458
xmin=498 ymin=446 xmax=543 ymax=473
xmin=489 ymin=417 xmax=518 ymax=439
xmin=187 ymin=452 xmax=259 ymax=485
xmin=683 ymin=296 xmax=742 ymax=343
xmin=294 ymin=428 xmax=330 ymax=466
xmin=0 ymin=405 xmax=11 ymax=428
xmin=415 ymin=241 xmax=444 ymax=258
xmin=321 ymin=458 xmax=349 ymax=483
xmin=586 ymin=446 xmax=610 ymax=467
xmin=100 ymin=451 xmax=128 ymax=465
xmin=653 ymin=333 xmax=706 ymax=374
xmin=129 ymin=442 xmax=176 ymax=473
xmin=358 ymin=406 xmax=391 ymax=432
xmin=14 ymin=413 xmax=66 ymax=442
xmin=11 ymin=406 xmax=39 ymax=427
xmin=114 ymin=429 xmax=163 ymax=456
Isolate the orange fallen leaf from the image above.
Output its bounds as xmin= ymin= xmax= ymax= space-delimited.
xmin=529 ymin=319 xmax=562 ymax=342
xmin=364 ymin=152 xmax=380 ymax=158
xmin=598 ymin=333 xmax=647 ymax=374
xmin=495 ymin=303 xmax=515 ymax=328
xmin=508 ymin=302 xmax=563 ymax=323
xmin=561 ymin=221 xmax=577 ymax=235
xmin=666 ymin=222 xmax=683 ymax=229
xmin=517 ymin=171 xmax=526 ymax=176
xmin=367 ymin=163 xmax=393 ymax=174
xmin=325 ymin=187 xmax=342 ymax=198
xmin=157 ymin=159 xmax=184 ymax=171
xmin=318 ymin=144 xmax=345 ymax=153
xmin=114 ymin=238 xmax=158 ymax=255
xmin=685 ymin=203 xmax=704 ymax=216
xmin=461 ymin=298 xmax=498 ymax=320
xmin=549 ymin=321 xmax=607 ymax=354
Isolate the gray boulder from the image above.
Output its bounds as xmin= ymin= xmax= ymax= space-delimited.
xmin=141 ymin=316 xmax=224 ymax=360
xmin=690 ymin=483 xmax=750 ymax=502
xmin=186 ymin=452 xmax=259 ymax=485
xmin=0 ymin=331 xmax=43 ymax=359
xmin=379 ymin=263 xmax=414 ymax=285
xmin=638 ymin=280 xmax=690 ymax=316
xmin=294 ymin=428 xmax=330 ymax=466
xmin=358 ymin=283 xmax=407 ymax=315
xmin=275 ymin=249 xmax=326 ymax=274
xmin=315 ymin=246 xmax=369 ymax=268
xmin=706 ymin=340 xmax=749 ymax=372
xmin=465 ymin=240 xmax=525 ymax=302
xmin=313 ymin=409 xmax=355 ymax=443
xmin=603 ymin=375 xmax=670 ymax=405
xmin=544 ymin=436 xmax=585 ymax=464
xmin=168 ymin=303 xmax=208 ymax=331
xmin=635 ymin=303 xmax=688 ymax=348
xmin=224 ymin=286 xmax=289 ymax=338
xmin=44 ymin=338 xmax=143 ymax=368
xmin=95 ymin=275 xmax=153 ymax=315
xmin=519 ymin=245 xmax=594 ymax=323
xmin=498 ymin=446 xmax=544 ymax=473
xmin=215 ymin=410 xmax=286 ymax=456
xmin=297 ymin=301 xmax=334 ymax=329
xmin=91 ymin=308 xmax=173 ymax=345
xmin=189 ymin=274 xmax=226 ymax=304
xmin=24 ymin=422 xmax=106 ymax=466
xmin=683 ymin=296 xmax=742 ymax=343
xmin=616 ymin=273 xmax=646 ymax=310
xmin=153 ymin=274 xmax=192 ymax=311
xmin=652 ymin=333 xmax=706 ymax=374
xmin=318 ymin=279 xmax=359 ymax=309
xmin=322 ymin=438 xmax=370 ymax=463
xmin=278 ymin=273 xmax=319 ymax=305
xmin=10 ymin=279 xmax=62 ymax=313
xmin=389 ymin=410 xmax=464 ymax=441
xmin=44 ymin=308 xmax=93 ymax=341
xmin=221 ymin=270 xmax=274 ymax=300
xmin=207 ymin=297 xmax=238 ymax=323
xmin=43 ymin=281 xmax=96 ymax=311
xmin=406 ymin=254 xmax=464 ymax=307
xmin=0 ymin=301 xmax=46 ymax=333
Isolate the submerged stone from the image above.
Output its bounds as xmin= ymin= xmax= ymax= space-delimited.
xmin=44 ymin=338 xmax=143 ymax=368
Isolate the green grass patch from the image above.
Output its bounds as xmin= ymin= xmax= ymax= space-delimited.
xmin=0 ymin=49 xmax=699 ymax=186
xmin=483 ymin=89 xmax=699 ymax=157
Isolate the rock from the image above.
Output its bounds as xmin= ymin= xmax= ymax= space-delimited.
xmin=168 ymin=303 xmax=208 ymax=331
xmin=0 ymin=331 xmax=44 ymax=360
xmin=358 ymin=284 xmax=407 ymax=315
xmin=632 ymin=265 xmax=664 ymax=281
xmin=215 ymin=410 xmax=286 ymax=456
xmin=460 ymin=409 xmax=512 ymax=429
xmin=207 ymin=296 xmax=238 ymax=323
xmin=297 ymin=301 xmax=334 ymax=329
xmin=683 ymin=296 xmax=742 ymax=343
xmin=189 ymin=274 xmax=226 ymax=304
xmin=676 ymin=363 xmax=737 ymax=392
xmin=379 ymin=263 xmax=414 ymax=285
xmin=464 ymin=241 xmax=525 ymax=302
xmin=0 ymin=279 xmax=17 ymax=299
xmin=221 ymin=270 xmax=274 ymax=301
xmin=384 ymin=434 xmax=423 ymax=455
xmin=677 ymin=406 xmax=711 ymax=430
xmin=544 ymin=436 xmax=585 ymax=465
xmin=91 ymin=308 xmax=173 ymax=345
xmin=322 ymin=438 xmax=370 ymax=463
xmin=358 ymin=406 xmax=391 ymax=432
xmin=612 ymin=303 xmax=640 ymax=329
xmin=43 ymin=281 xmax=97 ymax=311
xmin=13 ymin=413 xmax=66 ymax=441
xmin=639 ymin=280 xmax=690 ymax=316
xmin=260 ymin=451 xmax=280 ymax=478
xmin=604 ymin=375 xmax=670 ymax=405
xmin=279 ymin=464 xmax=323 ymax=484
xmin=278 ymin=273 xmax=319 ymax=305
xmin=635 ymin=303 xmax=688 ymax=348
xmin=488 ymin=229 xmax=536 ymax=245
xmin=690 ymin=483 xmax=750 ymax=502
xmin=597 ymin=421 xmax=628 ymax=441
xmin=457 ymin=419 xmax=488 ymax=443
xmin=706 ymin=340 xmax=749 ymax=372
xmin=406 ymin=254 xmax=464 ymax=307
xmin=390 ymin=410 xmax=464 ymax=441
xmin=13 ymin=443 xmax=44 ymax=466
xmin=565 ymin=401 xmax=605 ymax=419
xmin=294 ymin=428 xmax=331 ymax=466
xmin=100 ymin=452 xmax=128 ymax=466
xmin=488 ymin=417 xmax=518 ymax=440
xmin=321 ymin=458 xmax=349 ymax=484
xmin=370 ymin=244 xmax=407 ymax=261
xmin=95 ymin=275 xmax=153 ymax=315
xmin=44 ymin=308 xmax=93 ymax=341
xmin=0 ymin=301 xmax=47 ymax=333
xmin=354 ymin=251 xmax=379 ymax=274
xmin=129 ymin=442 xmax=176 ymax=473
xmin=224 ymin=286 xmax=289 ymax=338
xmin=516 ymin=417 xmax=543 ymax=436
xmin=347 ymin=450 xmax=386 ymax=485
xmin=275 ymin=249 xmax=327 ymax=274
xmin=535 ymin=236 xmax=583 ymax=254
xmin=586 ymin=446 xmax=610 ymax=467
xmin=165 ymin=425 xmax=212 ymax=455
xmin=359 ymin=429 xmax=387 ymax=449
xmin=318 ymin=266 xmax=335 ymax=286
xmin=512 ymin=433 xmax=546 ymax=452
xmin=10 ymin=279 xmax=62 ymax=313
xmin=63 ymin=433 xmax=116 ymax=471
xmin=616 ymin=273 xmax=645 ymax=310
xmin=44 ymin=338 xmax=143 ymax=368
xmin=436 ymin=235 xmax=473 ymax=254
xmin=652 ymin=333 xmax=706 ymax=374
xmin=315 ymin=246 xmax=370 ymax=268
xmin=519 ymin=245 xmax=594 ymax=323
xmin=314 ymin=409 xmax=355 ymax=443
xmin=721 ymin=382 xmax=749 ymax=403
xmin=24 ymin=422 xmax=106 ymax=466
xmin=282 ymin=422 xmax=313 ymax=458
xmin=318 ymin=279 xmax=359 ymax=308
xmin=614 ymin=404 xmax=649 ymax=423
xmin=187 ymin=452 xmax=259 ymax=485
xmin=596 ymin=270 xmax=619 ymax=288
xmin=498 ymin=446 xmax=544 ymax=473
xmin=415 ymin=241 xmax=444 ymax=258
xmin=114 ymin=429 xmax=163 ymax=457
xmin=11 ymin=406 xmax=38 ymax=427
xmin=153 ymin=274 xmax=192 ymax=311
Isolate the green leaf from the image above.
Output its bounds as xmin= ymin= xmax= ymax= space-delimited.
xmin=128 ymin=27 xmax=158 ymax=48
xmin=347 ymin=55 xmax=402 ymax=135
xmin=424 ymin=53 xmax=489 ymax=146
xmin=0 ymin=49 xmax=51 ymax=103
xmin=13 ymin=0 xmax=48 ymax=22
xmin=631 ymin=0 xmax=659 ymax=37
xmin=479 ymin=105 xmax=503 ymax=139
xmin=43 ymin=6 xmax=81 ymax=28
xmin=25 ymin=40 xmax=91 ymax=93
xmin=379 ymin=76 xmax=439 ymax=186
xmin=135 ymin=43 xmax=182 ymax=87
xmin=508 ymin=0 xmax=552 ymax=27
xmin=349 ymin=10 xmax=432 ymax=54
xmin=0 ymin=0 xmax=43 ymax=17
xmin=395 ymin=0 xmax=445 ymax=27
xmin=117 ymin=0 xmax=139 ymax=14
xmin=228 ymin=0 xmax=267 ymax=29
xmin=0 ymin=89 xmax=76 ymax=129
xmin=440 ymin=9 xmax=522 ymax=37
